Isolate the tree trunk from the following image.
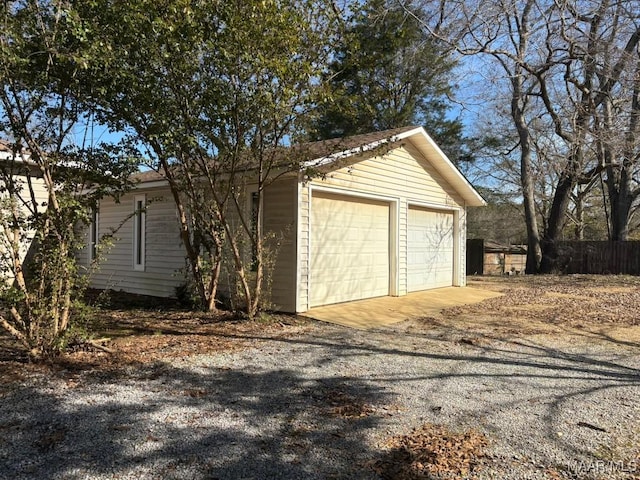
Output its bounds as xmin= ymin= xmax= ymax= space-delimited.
xmin=522 ymin=152 xmax=542 ymax=273
xmin=607 ymin=171 xmax=633 ymax=241
xmin=539 ymin=171 xmax=575 ymax=273
xmin=604 ymin=54 xmax=640 ymax=241
xmin=157 ymin=154 xmax=213 ymax=310
xmin=511 ymin=76 xmax=541 ymax=273
xmin=207 ymin=251 xmax=222 ymax=312
xmin=574 ymin=192 xmax=584 ymax=240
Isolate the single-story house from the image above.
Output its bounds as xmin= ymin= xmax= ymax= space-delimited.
xmin=78 ymin=126 xmax=485 ymax=312
xmin=0 ymin=141 xmax=48 ymax=282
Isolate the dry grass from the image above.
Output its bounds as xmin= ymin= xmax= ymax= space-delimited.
xmin=417 ymin=275 xmax=640 ymax=345
xmin=372 ymin=423 xmax=489 ymax=479
xmin=0 ymin=309 xmax=310 ymax=383
xmin=2 ymin=274 xmax=640 ymax=383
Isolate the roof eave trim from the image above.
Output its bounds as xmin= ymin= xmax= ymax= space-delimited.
xmin=303 ymin=128 xmax=421 ymax=170
xmin=304 ymin=126 xmax=486 ymax=207
xmin=303 ymin=142 xmax=384 ymax=169
xmin=410 ymin=128 xmax=486 ymax=207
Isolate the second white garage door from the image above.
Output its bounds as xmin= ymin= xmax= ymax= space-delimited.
xmin=310 ymin=192 xmax=390 ymax=307
xmin=407 ymin=207 xmax=454 ymax=291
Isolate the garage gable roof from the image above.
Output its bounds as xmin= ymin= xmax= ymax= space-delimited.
xmin=129 ymin=126 xmax=486 ymax=207
xmin=303 ymin=126 xmax=486 ymax=207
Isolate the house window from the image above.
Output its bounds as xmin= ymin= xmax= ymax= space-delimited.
xmin=250 ymin=190 xmax=260 ymax=271
xmin=89 ymin=207 xmax=99 ymax=263
xmin=133 ymin=195 xmax=146 ymax=271
xmin=251 ymin=191 xmax=259 ymax=234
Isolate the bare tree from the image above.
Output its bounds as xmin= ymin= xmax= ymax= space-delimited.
xmin=584 ymin=1 xmax=640 ymax=240
xmin=410 ymin=0 xmax=640 ymax=271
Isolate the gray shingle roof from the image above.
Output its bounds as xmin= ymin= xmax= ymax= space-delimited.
xmin=131 ymin=126 xmax=421 ymax=183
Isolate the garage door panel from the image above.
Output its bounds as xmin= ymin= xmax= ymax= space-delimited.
xmin=408 ymin=207 xmax=454 ymax=291
xmin=311 ymin=193 xmax=390 ymax=307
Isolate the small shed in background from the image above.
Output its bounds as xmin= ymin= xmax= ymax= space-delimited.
xmin=466 ymin=239 xmax=527 ymax=276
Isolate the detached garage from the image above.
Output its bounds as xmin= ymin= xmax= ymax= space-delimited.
xmin=81 ymin=125 xmax=484 ymax=313
xmin=295 ymin=125 xmax=485 ymax=313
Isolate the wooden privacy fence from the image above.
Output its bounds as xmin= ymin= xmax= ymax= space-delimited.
xmin=553 ymin=241 xmax=640 ymax=275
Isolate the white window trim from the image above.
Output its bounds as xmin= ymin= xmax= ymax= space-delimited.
xmin=89 ymin=207 xmax=99 ymax=263
xmin=133 ymin=194 xmax=146 ymax=271
xmin=246 ymin=185 xmax=262 ymax=270
xmin=246 ymin=184 xmax=262 ymax=228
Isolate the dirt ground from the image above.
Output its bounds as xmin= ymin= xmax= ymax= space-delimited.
xmin=0 ymin=314 xmax=313 ymax=385
xmin=2 ymin=274 xmax=640 ymax=379
xmin=456 ymin=275 xmax=640 ymax=343
xmin=1 ymin=274 xmax=639 ymax=479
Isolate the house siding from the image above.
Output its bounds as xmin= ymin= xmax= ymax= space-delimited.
xmin=459 ymin=208 xmax=467 ymax=285
xmin=0 ymin=174 xmax=49 ymax=282
xmin=398 ymin=201 xmax=408 ymax=295
xmin=83 ymin=187 xmax=186 ymax=298
xmin=298 ymin=182 xmax=310 ymax=311
xmin=211 ymin=178 xmax=297 ymax=312
xmin=263 ymin=177 xmax=297 ymax=312
xmin=81 ymin=179 xmax=298 ymax=308
xmin=319 ymin=144 xmax=464 ymax=206
xmin=24 ymin=175 xmax=49 ymax=262
xmin=297 ymin=143 xmax=467 ymax=312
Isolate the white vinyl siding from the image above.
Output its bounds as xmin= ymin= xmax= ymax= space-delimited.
xmin=0 ymin=173 xmax=48 ymax=283
xmin=297 ymin=142 xmax=467 ymax=312
xmin=173 ymin=178 xmax=299 ymax=312
xmin=407 ymin=207 xmax=454 ymax=291
xmin=297 ymin=182 xmax=310 ymax=311
xmin=310 ymin=192 xmax=390 ymax=307
xmin=319 ymin=144 xmax=464 ymax=207
xmin=86 ymin=188 xmax=186 ymax=298
xmin=262 ymin=178 xmax=297 ymax=312
xmin=214 ymin=179 xmax=298 ymax=312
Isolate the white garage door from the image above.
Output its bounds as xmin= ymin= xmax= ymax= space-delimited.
xmin=407 ymin=207 xmax=454 ymax=291
xmin=310 ymin=192 xmax=390 ymax=307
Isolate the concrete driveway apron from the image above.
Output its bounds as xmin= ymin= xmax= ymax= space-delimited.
xmin=302 ymin=286 xmax=502 ymax=329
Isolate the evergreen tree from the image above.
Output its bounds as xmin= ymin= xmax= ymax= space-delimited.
xmin=310 ymin=0 xmax=467 ymax=161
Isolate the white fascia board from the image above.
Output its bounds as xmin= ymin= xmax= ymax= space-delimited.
xmin=302 ymin=132 xmax=412 ymax=169
xmin=132 ymin=180 xmax=169 ymax=190
xmin=0 ymin=151 xmax=32 ymax=163
xmin=406 ymin=128 xmax=486 ymax=207
xmin=301 ymin=126 xmax=485 ymax=207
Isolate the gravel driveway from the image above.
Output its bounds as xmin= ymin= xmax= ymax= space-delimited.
xmin=1 ymin=320 xmax=639 ymax=480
